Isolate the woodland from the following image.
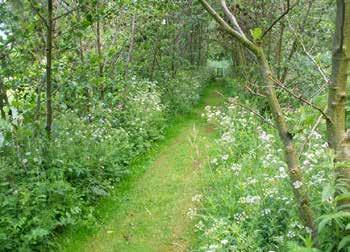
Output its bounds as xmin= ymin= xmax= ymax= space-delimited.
xmin=0 ymin=0 xmax=349 ymax=251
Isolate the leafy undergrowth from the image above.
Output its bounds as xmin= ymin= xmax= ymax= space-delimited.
xmin=58 ymin=82 xmax=225 ymax=251
xmin=192 ymin=79 xmax=335 ymax=251
xmin=0 ymin=71 xmax=208 ymax=251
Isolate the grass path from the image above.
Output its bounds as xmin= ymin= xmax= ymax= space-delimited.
xmin=59 ymin=83 xmax=223 ymax=252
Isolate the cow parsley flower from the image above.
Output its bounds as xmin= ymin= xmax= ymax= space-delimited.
xmin=293 ymin=180 xmax=303 ymax=189
xmin=221 ymin=154 xmax=229 ymax=161
xmin=221 ymin=239 xmax=229 ymax=245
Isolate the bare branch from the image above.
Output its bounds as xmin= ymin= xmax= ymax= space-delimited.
xmin=261 ymin=0 xmax=299 ymax=40
xmin=198 ymin=0 xmax=259 ymax=55
xmin=220 ymin=0 xmax=246 ymax=39
xmin=245 ymin=83 xmax=266 ymax=98
xmin=28 ymin=0 xmax=48 ymax=28
xmin=288 ymin=21 xmax=330 ymax=85
xmin=53 ymin=6 xmax=80 ymax=21
xmin=270 ymin=76 xmax=332 ymax=124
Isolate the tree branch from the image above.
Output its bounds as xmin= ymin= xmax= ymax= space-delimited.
xmin=270 ymin=76 xmax=332 ymax=124
xmin=53 ymin=6 xmax=80 ymax=21
xmin=198 ymin=0 xmax=259 ymax=55
xmin=220 ymin=0 xmax=246 ymax=38
xmin=261 ymin=0 xmax=299 ymax=40
xmin=28 ymin=0 xmax=48 ymax=28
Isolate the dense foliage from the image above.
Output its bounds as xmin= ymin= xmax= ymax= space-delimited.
xmin=1 ymin=0 xmax=350 ymax=251
xmin=193 ymin=80 xmax=334 ymax=251
xmin=0 ymin=0 xmax=210 ymax=250
xmin=0 ymin=71 xmax=209 ymax=250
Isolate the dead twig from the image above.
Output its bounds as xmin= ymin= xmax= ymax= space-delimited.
xmin=261 ymin=0 xmax=299 ymax=40
xmin=270 ymin=76 xmax=332 ymax=124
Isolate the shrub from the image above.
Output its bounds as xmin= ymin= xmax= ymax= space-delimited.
xmin=162 ymin=70 xmax=208 ymax=115
xmin=0 ymin=72 xmax=207 ymax=250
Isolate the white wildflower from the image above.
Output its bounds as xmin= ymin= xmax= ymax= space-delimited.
xmin=293 ymin=180 xmax=303 ymax=189
xmin=221 ymin=239 xmax=229 ymax=245
xmin=222 ymin=154 xmax=229 ymax=161
xmin=260 ymin=131 xmax=270 ymax=142
xmin=192 ymin=194 xmax=202 ymax=202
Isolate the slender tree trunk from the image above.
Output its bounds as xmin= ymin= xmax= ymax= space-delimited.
xmin=327 ymin=0 xmax=350 ymax=150
xmin=76 ymin=3 xmax=90 ymax=111
xmin=0 ymin=53 xmax=8 ymax=120
xmin=197 ymin=24 xmax=202 ymax=66
xmin=96 ymin=7 xmax=104 ymax=98
xmin=96 ymin=21 xmax=103 ymax=77
xmin=257 ymin=50 xmax=316 ymax=238
xmin=150 ymin=30 xmax=160 ymax=80
xmin=276 ymin=21 xmax=285 ymax=79
xmin=0 ymin=79 xmax=6 ymax=120
xmin=328 ymin=0 xmax=350 ymax=208
xmin=45 ymin=0 xmax=53 ymax=138
xmin=125 ymin=15 xmax=136 ymax=78
xmin=171 ymin=33 xmax=177 ymax=77
xmin=76 ymin=4 xmax=84 ymax=64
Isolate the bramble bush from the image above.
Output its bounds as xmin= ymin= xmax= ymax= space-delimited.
xmin=0 ymin=71 xmax=208 ymax=250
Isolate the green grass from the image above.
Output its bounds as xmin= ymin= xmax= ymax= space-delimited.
xmin=57 ymin=82 xmax=225 ymax=252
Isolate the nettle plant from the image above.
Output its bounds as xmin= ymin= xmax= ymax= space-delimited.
xmin=193 ymin=97 xmax=333 ymax=251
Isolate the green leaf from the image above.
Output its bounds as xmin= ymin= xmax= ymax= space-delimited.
xmin=338 ymin=235 xmax=350 ymax=251
xmin=335 ymin=193 xmax=350 ymax=202
xmin=317 ymin=216 xmax=331 ymax=233
xmin=250 ymin=27 xmax=263 ymax=41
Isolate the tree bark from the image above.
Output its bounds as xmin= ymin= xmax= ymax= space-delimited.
xmin=125 ymin=15 xmax=136 ymax=78
xmin=0 ymin=79 xmax=6 ymax=120
xmin=328 ymin=0 xmax=350 ymax=210
xmin=258 ymin=50 xmax=316 ymax=238
xmin=45 ymin=0 xmax=53 ymax=138
xmin=327 ymin=0 xmax=350 ymax=150
xmin=96 ymin=1 xmax=104 ymax=98
xmin=276 ymin=21 xmax=285 ymax=79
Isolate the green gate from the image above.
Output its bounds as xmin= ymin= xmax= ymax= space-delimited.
xmin=216 ymin=68 xmax=224 ymax=78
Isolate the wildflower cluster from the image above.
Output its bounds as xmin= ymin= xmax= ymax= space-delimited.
xmin=0 ymin=73 xmax=207 ymax=250
xmin=194 ymin=97 xmax=333 ymax=251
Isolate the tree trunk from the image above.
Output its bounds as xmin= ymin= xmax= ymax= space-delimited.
xmin=125 ymin=15 xmax=136 ymax=78
xmin=327 ymin=0 xmax=350 ymax=150
xmin=328 ymin=0 xmax=350 ymax=209
xmin=276 ymin=21 xmax=285 ymax=79
xmin=96 ymin=5 xmax=104 ymax=98
xmin=0 ymin=79 xmax=6 ymax=120
xmin=257 ymin=50 xmax=317 ymax=238
xmin=150 ymin=30 xmax=161 ymax=80
xmin=45 ymin=0 xmax=53 ymax=138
